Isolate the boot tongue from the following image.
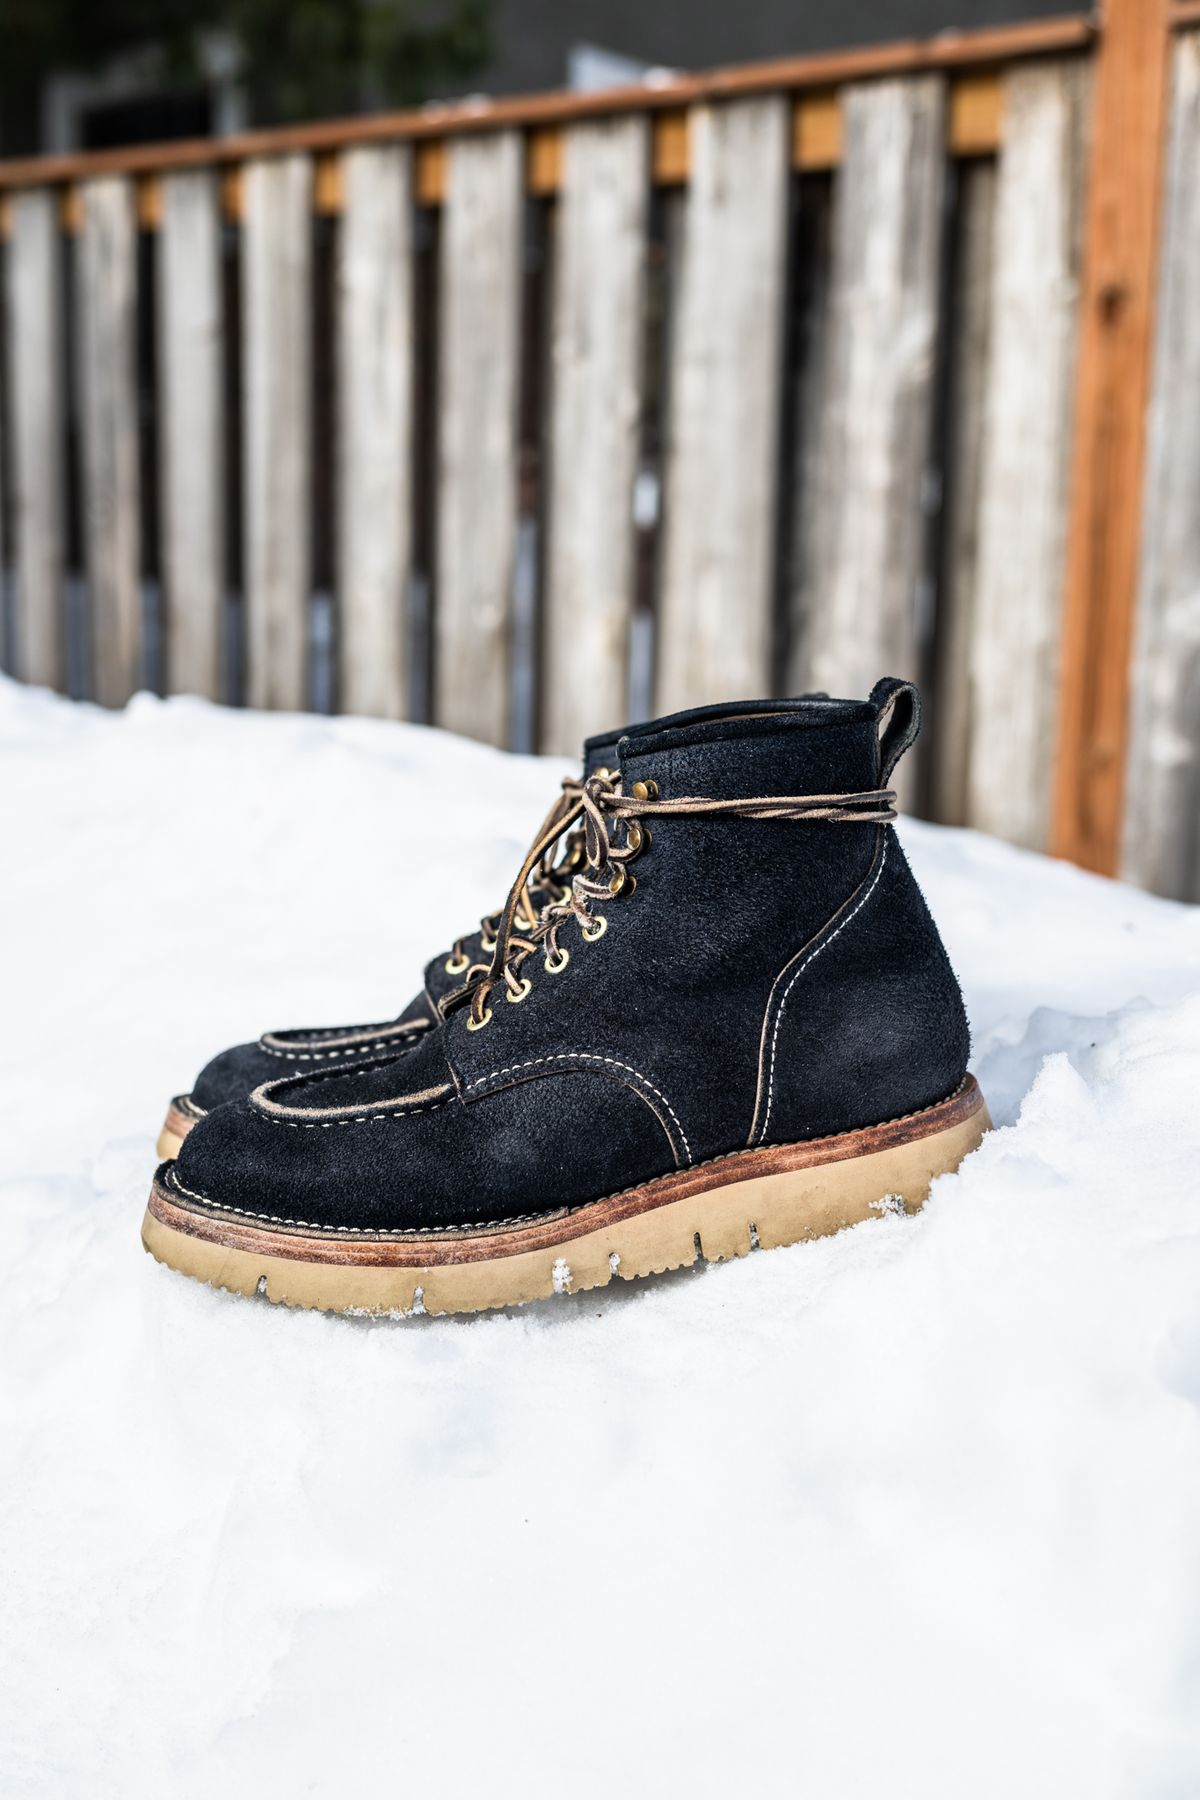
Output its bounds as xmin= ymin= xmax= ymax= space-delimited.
xmin=615 ymin=701 xmax=881 ymax=802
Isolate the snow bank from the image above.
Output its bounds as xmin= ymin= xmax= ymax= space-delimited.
xmin=2 ymin=676 xmax=1199 ymax=1798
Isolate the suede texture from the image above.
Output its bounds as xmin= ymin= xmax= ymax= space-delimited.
xmin=188 ymin=735 xmax=629 ymax=1110
xmin=170 ymin=686 xmax=972 ymax=1233
xmin=186 ymin=699 xmax=835 ymax=1113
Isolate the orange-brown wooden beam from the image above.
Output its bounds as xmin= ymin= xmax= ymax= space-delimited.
xmin=1051 ymin=0 xmax=1174 ymax=874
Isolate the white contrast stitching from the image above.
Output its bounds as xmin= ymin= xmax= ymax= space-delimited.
xmin=466 ymin=1053 xmax=692 ymax=1164
xmin=163 ymin=1161 xmax=565 ymax=1235
xmin=258 ymin=1022 xmax=427 ymax=1062
xmin=160 ymin=1077 xmax=969 ymax=1237
xmin=256 ymin=1098 xmax=452 ymax=1131
xmin=757 ymin=837 xmax=889 ymax=1145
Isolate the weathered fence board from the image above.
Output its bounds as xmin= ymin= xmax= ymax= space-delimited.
xmin=159 ymin=169 xmax=224 ymax=701
xmin=78 ymin=177 xmax=141 ymax=708
xmin=243 ymin=153 xmax=312 ymax=711
xmin=967 ymin=61 xmax=1088 ymax=850
xmin=930 ymin=159 xmax=996 ymax=826
xmin=434 ymin=130 xmax=524 ymax=747
xmin=541 ymin=116 xmax=648 ymax=755
xmin=0 ymin=16 xmax=1194 ymax=899
xmin=6 ymin=191 xmax=66 ymax=690
xmin=1124 ymin=32 xmax=1200 ymax=901
xmin=656 ymin=97 xmax=790 ymax=714
xmin=337 ymin=144 xmax=413 ymax=720
xmin=799 ymin=77 xmax=946 ymax=724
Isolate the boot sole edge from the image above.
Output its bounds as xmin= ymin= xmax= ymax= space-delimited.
xmin=141 ymin=1078 xmax=990 ymax=1317
xmin=156 ymin=1096 xmax=202 ymax=1162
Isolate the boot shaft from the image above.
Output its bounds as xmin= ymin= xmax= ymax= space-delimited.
xmin=446 ymin=683 xmax=970 ymax=1158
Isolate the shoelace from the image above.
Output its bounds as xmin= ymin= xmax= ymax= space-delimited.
xmin=441 ymin=771 xmax=897 ymax=1029
xmin=443 ymin=776 xmax=589 ymax=972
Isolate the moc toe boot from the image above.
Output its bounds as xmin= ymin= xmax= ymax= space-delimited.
xmin=155 ymin=730 xmax=624 ymax=1158
xmin=157 ymin=697 xmax=832 ymax=1158
xmin=145 ymin=678 xmax=988 ymax=1316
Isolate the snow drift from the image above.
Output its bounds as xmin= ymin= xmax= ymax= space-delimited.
xmin=2 ymin=676 xmax=1199 ymax=1798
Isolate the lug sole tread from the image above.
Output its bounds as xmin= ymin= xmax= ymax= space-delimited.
xmin=141 ymin=1078 xmax=990 ymax=1317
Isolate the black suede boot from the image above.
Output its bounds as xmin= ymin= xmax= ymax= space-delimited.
xmin=155 ymin=735 xmax=622 ymax=1158
xmin=145 ymin=680 xmax=988 ymax=1315
xmin=157 ymin=697 xmax=831 ymax=1158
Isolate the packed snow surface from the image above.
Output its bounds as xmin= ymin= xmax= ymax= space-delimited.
xmin=3 ymin=677 xmax=1200 ymax=1799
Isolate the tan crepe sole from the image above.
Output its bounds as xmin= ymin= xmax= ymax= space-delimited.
xmin=141 ymin=1078 xmax=990 ymax=1318
xmin=156 ymin=1097 xmax=202 ymax=1162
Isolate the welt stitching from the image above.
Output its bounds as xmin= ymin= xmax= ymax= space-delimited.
xmin=161 ymin=1157 xmax=547 ymax=1233
xmin=162 ymin=1078 xmax=968 ymax=1237
xmin=466 ymin=1053 xmax=692 ymax=1164
xmin=757 ymin=836 xmax=889 ymax=1145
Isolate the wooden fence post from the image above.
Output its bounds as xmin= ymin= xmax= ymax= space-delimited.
xmin=243 ymin=153 xmax=313 ymax=712
xmin=656 ymin=97 xmax=791 ymax=714
xmin=1051 ymin=0 xmax=1172 ymax=874
xmin=434 ymin=130 xmax=524 ymax=748
xmin=6 ymin=191 xmax=66 ymax=692
xmin=1122 ymin=28 xmax=1200 ymax=901
xmin=337 ymin=144 xmax=414 ymax=720
xmin=541 ymin=116 xmax=648 ymax=755
xmin=798 ymin=77 xmax=946 ymax=745
xmin=966 ymin=61 xmax=1089 ymax=851
xmin=79 ymin=176 xmax=142 ymax=708
xmin=159 ymin=169 xmax=225 ymax=702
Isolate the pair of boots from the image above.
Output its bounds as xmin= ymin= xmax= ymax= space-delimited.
xmin=142 ymin=680 xmax=989 ymax=1316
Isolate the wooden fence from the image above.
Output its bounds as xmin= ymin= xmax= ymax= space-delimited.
xmin=1 ymin=1 xmax=1198 ymax=899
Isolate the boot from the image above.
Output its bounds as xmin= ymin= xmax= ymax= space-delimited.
xmin=154 ymin=731 xmax=621 ymax=1158
xmin=156 ymin=697 xmax=831 ymax=1157
xmin=144 ymin=680 xmax=987 ymax=1314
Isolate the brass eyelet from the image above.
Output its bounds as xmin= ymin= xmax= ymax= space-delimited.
xmin=466 ymin=1007 xmax=493 ymax=1032
xmin=581 ymin=914 xmax=608 ymax=943
xmin=506 ymin=977 xmax=533 ymax=1004
xmin=479 ymin=935 xmax=497 ymax=954
xmin=592 ymin=765 xmax=613 ymax=781
xmin=609 ymin=866 xmax=635 ymax=898
xmin=544 ymin=947 xmax=570 ymax=975
xmin=631 ymin=778 xmax=658 ymax=802
xmin=625 ymin=820 xmax=645 ymax=854
xmin=444 ymin=953 xmax=470 ymax=975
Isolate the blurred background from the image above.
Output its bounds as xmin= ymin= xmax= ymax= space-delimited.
xmin=1 ymin=0 xmax=1073 ymax=151
xmin=0 ymin=0 xmax=1196 ymax=899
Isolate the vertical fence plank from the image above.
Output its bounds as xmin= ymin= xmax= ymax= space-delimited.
xmin=337 ymin=145 xmax=413 ymax=719
xmin=929 ymin=159 xmax=996 ymax=826
xmin=243 ymin=153 xmax=312 ymax=711
xmin=1124 ymin=32 xmax=1200 ymax=901
xmin=655 ymin=97 xmax=790 ymax=713
xmin=1051 ymin=0 xmax=1172 ymax=875
xmin=435 ymin=131 xmax=524 ymax=747
xmin=7 ymin=191 xmax=66 ymax=690
xmin=159 ymin=169 xmax=224 ymax=701
xmin=799 ymin=77 xmax=946 ymax=716
xmin=0 ymin=259 xmax=6 ymax=674
xmin=541 ymin=117 xmax=648 ymax=754
xmin=79 ymin=177 xmax=141 ymax=708
xmin=966 ymin=62 xmax=1088 ymax=850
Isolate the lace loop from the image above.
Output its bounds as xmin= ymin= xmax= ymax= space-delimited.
xmin=441 ymin=773 xmax=896 ymax=1028
xmin=445 ymin=775 xmax=585 ymax=967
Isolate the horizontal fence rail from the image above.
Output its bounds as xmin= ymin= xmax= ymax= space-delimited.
xmin=0 ymin=6 xmax=1198 ymax=899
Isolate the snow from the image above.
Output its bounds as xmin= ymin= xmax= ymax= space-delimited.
xmin=3 ymin=675 xmax=1200 ymax=1798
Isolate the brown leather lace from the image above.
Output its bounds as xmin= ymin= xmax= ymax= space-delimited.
xmin=442 ymin=771 xmax=896 ymax=1028
xmin=445 ymin=776 xmax=588 ymax=967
